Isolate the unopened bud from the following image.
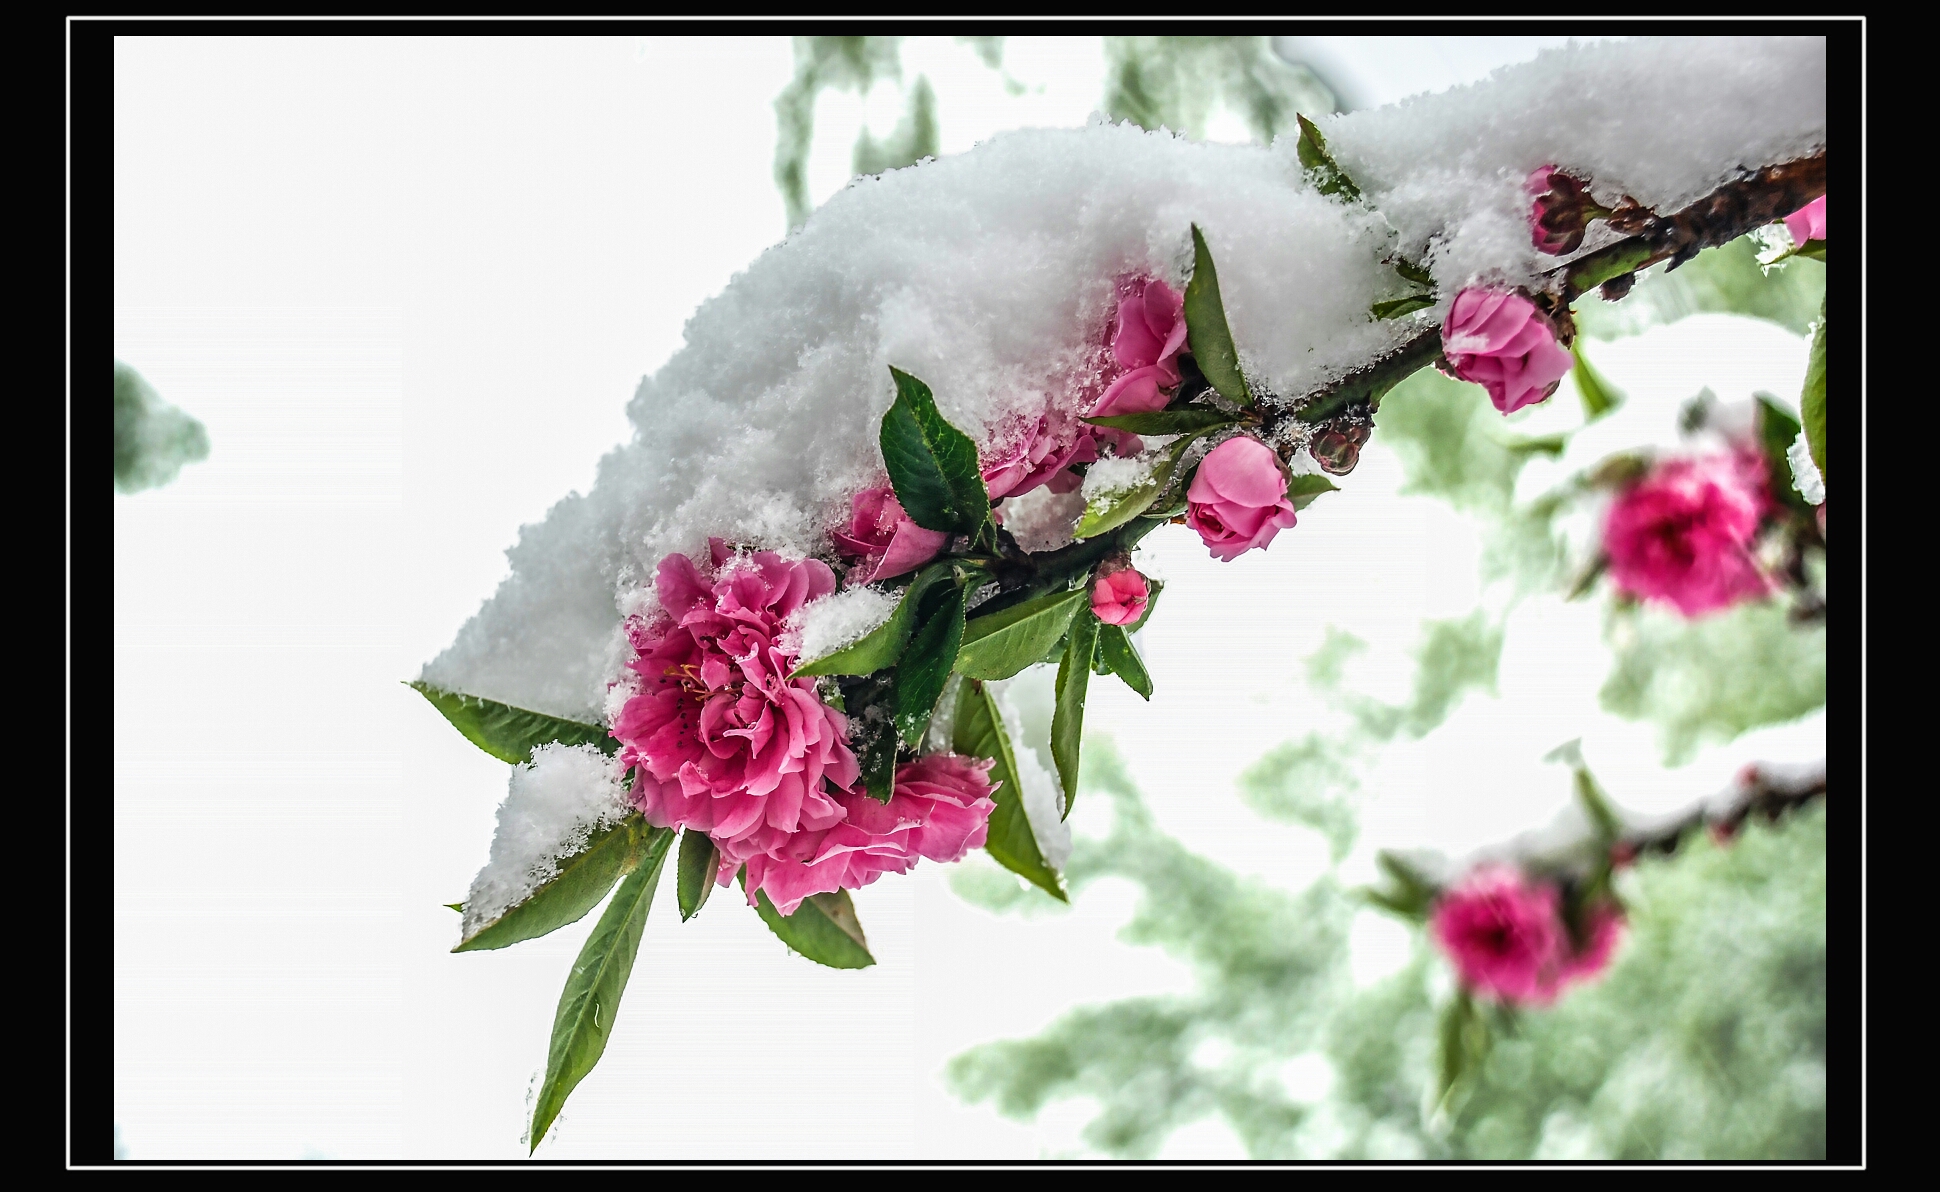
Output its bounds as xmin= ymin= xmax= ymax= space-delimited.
xmin=1527 ymin=166 xmax=1612 ymax=256
xmin=1310 ymin=427 xmax=1361 ymax=475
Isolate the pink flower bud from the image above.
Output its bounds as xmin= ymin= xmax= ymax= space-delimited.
xmin=1091 ymin=568 xmax=1150 ymax=626
xmin=1525 ymin=165 xmax=1608 ymax=255
xmin=1783 ymin=194 xmax=1826 ymax=246
xmin=831 ymin=486 xmax=948 ymax=584
xmin=1441 ymin=288 xmax=1575 ymax=415
xmin=1602 ymin=455 xmax=1771 ymax=618
xmin=1185 ymin=436 xmax=1298 ymax=562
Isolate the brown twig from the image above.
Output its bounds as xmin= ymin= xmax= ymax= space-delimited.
xmin=1260 ymin=149 xmax=1828 ymax=463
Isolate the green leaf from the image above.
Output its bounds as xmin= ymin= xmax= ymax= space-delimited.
xmin=1392 ymin=258 xmax=1435 ymax=287
xmin=793 ymin=562 xmax=952 ymax=677
xmin=1754 ymin=393 xmax=1811 ymax=514
xmin=408 ymin=681 xmax=613 ymax=765
xmin=1436 ymin=988 xmax=1491 ymax=1114
xmin=455 ymin=816 xmax=654 ymax=952
xmin=1801 ymin=295 xmax=1826 ymax=486
xmin=955 ymin=587 xmax=1087 ymax=681
xmin=953 ymin=679 xmax=1066 ymax=901
xmin=1124 ymin=579 xmax=1162 ymax=633
xmin=747 ymin=878 xmax=876 ymax=969
xmin=1295 ymin=113 xmax=1361 ymax=202
xmin=1797 ymin=238 xmax=1826 ymax=262
xmin=444 ymin=903 xmax=464 ymax=913
xmin=1371 ymin=295 xmax=1436 ymax=320
xmin=858 ymin=713 xmax=900 ymax=803
xmin=1083 ymin=408 xmax=1241 ymax=436
xmin=1074 ymin=430 xmax=1213 ymax=540
xmin=1051 ymin=614 xmax=1098 ymax=818
xmin=1570 ymin=340 xmax=1623 ymax=421
xmin=1572 ymin=766 xmax=1623 ymax=846
xmin=880 ymin=366 xmax=990 ymax=537
xmin=895 ymin=580 xmax=968 ymax=746
xmin=1506 ymin=433 xmax=1569 ymax=458
xmin=1367 ymin=851 xmax=1437 ymax=920
xmin=1094 ymin=624 xmax=1152 ymax=700
xmin=675 ymin=828 xmax=717 ymax=922
xmin=1286 ymin=473 xmax=1339 ymax=512
xmin=1184 ymin=224 xmax=1251 ymax=409
xmin=529 ymin=826 xmax=675 ymax=1153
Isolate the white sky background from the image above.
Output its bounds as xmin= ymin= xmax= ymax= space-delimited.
xmin=111 ymin=35 xmax=1825 ymax=1160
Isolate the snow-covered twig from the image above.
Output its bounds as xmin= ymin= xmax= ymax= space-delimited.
xmin=1268 ymin=149 xmax=1829 ymax=448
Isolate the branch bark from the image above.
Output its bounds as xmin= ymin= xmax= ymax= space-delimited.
xmin=1260 ymin=149 xmax=1828 ymax=457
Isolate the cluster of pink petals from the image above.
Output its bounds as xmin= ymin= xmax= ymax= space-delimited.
xmin=613 ymin=542 xmax=859 ymax=865
xmin=740 ymin=753 xmax=997 ymax=915
xmin=982 ymin=408 xmax=1099 ymax=502
xmin=1090 ymin=567 xmax=1151 ymax=626
xmin=1603 ymin=453 xmax=1772 ymax=617
xmin=1186 ymin=436 xmax=1298 ymax=561
xmin=1784 ymin=194 xmax=1827 ymax=246
xmin=1093 ymin=277 xmax=1188 ymax=422
xmin=1441 ymin=288 xmax=1575 ymax=415
xmin=1431 ymin=866 xmax=1624 ymax=1006
xmin=985 ymin=277 xmax=1187 ymax=505
xmin=833 ymin=487 xmax=949 ymax=584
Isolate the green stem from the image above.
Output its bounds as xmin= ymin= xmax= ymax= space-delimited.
xmin=972 ymin=515 xmax=1162 ymax=619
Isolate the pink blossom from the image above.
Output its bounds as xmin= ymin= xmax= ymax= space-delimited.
xmin=1431 ymin=867 xmax=1622 ymax=1005
xmin=1185 ymin=436 xmax=1298 ymax=561
xmin=1603 ymin=454 xmax=1771 ymax=617
xmin=740 ymin=753 xmax=997 ymax=915
xmin=1112 ymin=276 xmax=1187 ymax=379
xmin=612 ymin=542 xmax=859 ymax=864
xmin=1441 ymin=288 xmax=1575 ymax=414
xmin=1089 ymin=277 xmax=1189 ymax=452
xmin=982 ymin=412 xmax=1099 ymax=501
xmin=832 ymin=486 xmax=948 ymax=584
xmin=1091 ymin=568 xmax=1150 ymax=626
xmin=1783 ymin=194 xmax=1826 ymax=246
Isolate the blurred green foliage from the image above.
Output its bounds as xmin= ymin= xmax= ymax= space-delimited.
xmin=776 ymin=36 xmax=1331 ymax=233
xmin=1601 ymin=602 xmax=1828 ymax=766
xmin=1102 ymin=37 xmax=1336 ymax=142
xmin=1575 ymin=236 xmax=1826 ymax=342
xmin=774 ymin=36 xmax=928 ymax=231
xmin=114 ymin=360 xmax=209 ymax=494
xmin=948 ymin=743 xmax=1826 ymax=1159
xmin=1238 ymin=734 xmax=1360 ymax=862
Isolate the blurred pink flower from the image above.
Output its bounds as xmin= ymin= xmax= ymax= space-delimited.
xmin=1186 ymin=436 xmax=1298 ymax=561
xmin=1431 ymin=867 xmax=1623 ymax=1005
xmin=832 ymin=486 xmax=948 ymax=584
xmin=613 ymin=542 xmax=858 ymax=863
xmin=740 ymin=753 xmax=996 ymax=915
xmin=1603 ymin=454 xmax=1771 ymax=617
xmin=1441 ymin=288 xmax=1574 ymax=414
xmin=1091 ymin=567 xmax=1150 ymax=626
xmin=1783 ymin=194 xmax=1827 ymax=246
xmin=1556 ymin=902 xmax=1625 ymax=988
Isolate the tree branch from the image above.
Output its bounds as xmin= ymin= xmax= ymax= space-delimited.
xmin=1260 ymin=149 xmax=1828 ymax=457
